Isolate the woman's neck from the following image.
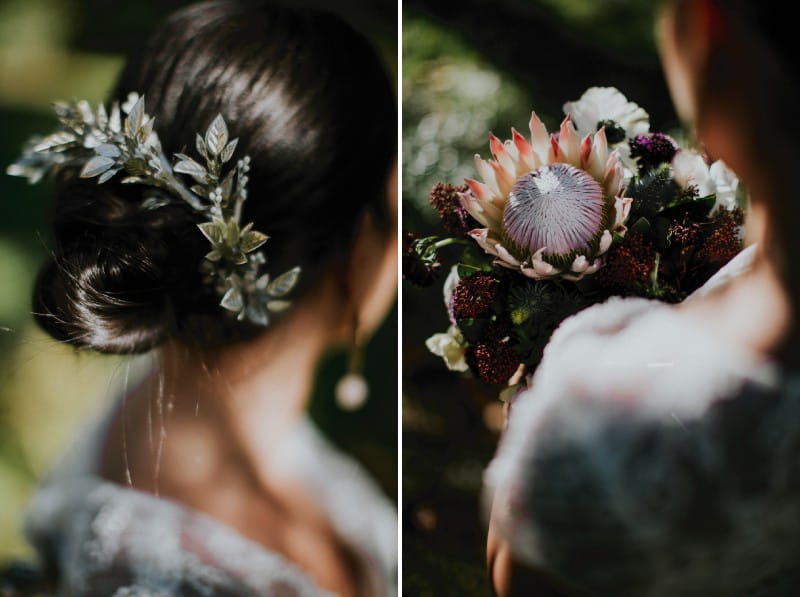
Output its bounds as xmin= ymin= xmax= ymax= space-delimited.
xmin=154 ymin=295 xmax=338 ymax=491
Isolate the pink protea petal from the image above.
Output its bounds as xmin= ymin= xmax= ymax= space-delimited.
xmin=463 ymin=181 xmax=504 ymax=227
xmin=474 ymin=155 xmax=501 ymax=197
xmin=493 ymin=242 xmax=522 ymax=267
xmin=613 ymin=196 xmax=633 ymax=229
xmin=468 ymin=228 xmax=498 ymax=255
xmin=490 ymin=160 xmax=515 ymax=197
xmin=603 ymin=152 xmax=624 ymax=195
xmin=489 ymin=133 xmax=505 ymax=160
xmin=490 ymin=133 xmax=516 ymax=174
xmin=464 ymin=178 xmax=492 ymax=201
xmin=549 ymin=135 xmax=563 ymax=163
xmin=586 ymin=258 xmax=602 ymax=275
xmin=512 ymin=128 xmax=537 ymax=171
xmin=503 ymin=139 xmax=519 ymax=161
xmin=468 ymin=229 xmax=520 ymax=269
xmin=529 ymin=112 xmax=550 ymax=160
xmin=598 ymin=229 xmax=613 ymax=253
xmin=458 ymin=190 xmax=490 ymax=228
xmin=579 ymin=134 xmax=593 ymax=168
xmin=570 ymin=255 xmax=589 ymax=273
xmin=519 ymin=266 xmax=542 ymax=279
xmin=587 ymin=127 xmax=609 ymax=180
xmin=530 ymin=250 xmax=556 ymax=276
xmin=558 ymin=116 xmax=581 ymax=167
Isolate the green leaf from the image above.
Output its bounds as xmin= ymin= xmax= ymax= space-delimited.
xmin=220 ymin=138 xmax=238 ymax=163
xmin=240 ymin=229 xmax=268 ymax=253
xmin=80 ymin=156 xmax=115 ymax=178
xmin=205 ymin=114 xmax=228 ymax=156
xmin=220 ymin=287 xmax=244 ymax=311
xmin=630 ymin=217 xmax=651 ymax=233
xmin=267 ymin=267 xmax=301 ymax=297
xmin=456 ymin=263 xmax=481 ymax=279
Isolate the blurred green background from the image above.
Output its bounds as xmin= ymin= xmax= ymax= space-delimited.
xmin=0 ymin=0 xmax=397 ymax=570
xmin=402 ymin=1 xmax=677 ymax=595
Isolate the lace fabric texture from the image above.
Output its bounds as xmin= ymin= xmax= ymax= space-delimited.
xmin=484 ymin=246 xmax=800 ymax=595
xmin=26 ymin=397 xmax=396 ymax=597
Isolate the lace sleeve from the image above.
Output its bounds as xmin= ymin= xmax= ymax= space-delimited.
xmin=26 ymin=480 xmax=334 ymax=597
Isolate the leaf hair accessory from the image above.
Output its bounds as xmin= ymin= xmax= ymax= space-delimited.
xmin=8 ymin=93 xmax=300 ymax=327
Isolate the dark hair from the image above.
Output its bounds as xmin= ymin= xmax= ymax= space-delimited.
xmin=33 ymin=1 xmax=396 ymax=354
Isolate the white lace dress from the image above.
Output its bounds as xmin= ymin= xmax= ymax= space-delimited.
xmin=485 ymin=246 xmax=800 ymax=595
xmin=25 ymin=394 xmax=397 ymax=597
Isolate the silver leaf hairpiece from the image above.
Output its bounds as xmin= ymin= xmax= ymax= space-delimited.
xmin=7 ymin=92 xmax=300 ymax=327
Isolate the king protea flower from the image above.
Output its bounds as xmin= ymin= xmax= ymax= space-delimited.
xmin=459 ymin=113 xmax=632 ymax=280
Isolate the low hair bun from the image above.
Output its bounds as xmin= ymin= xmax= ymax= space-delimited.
xmin=32 ymin=182 xmax=196 ymax=354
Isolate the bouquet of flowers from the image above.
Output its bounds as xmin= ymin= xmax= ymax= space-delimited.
xmin=405 ymin=87 xmax=744 ymax=398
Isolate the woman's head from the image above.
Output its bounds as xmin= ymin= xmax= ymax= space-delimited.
xmin=33 ymin=1 xmax=396 ymax=354
xmin=658 ymin=0 xmax=798 ymax=193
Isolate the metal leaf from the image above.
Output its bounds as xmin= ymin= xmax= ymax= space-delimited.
xmin=195 ymin=133 xmax=208 ymax=158
xmin=124 ymin=95 xmax=145 ymax=135
xmin=198 ymin=221 xmax=225 ymax=245
xmin=266 ymin=267 xmax=301 ymax=297
xmin=174 ymin=157 xmax=207 ymax=180
xmin=220 ymin=287 xmax=244 ymax=311
xmin=267 ymin=300 xmax=291 ymax=313
xmin=80 ymin=156 xmax=115 ymax=178
xmin=220 ymin=138 xmax=238 ymax=163
xmin=245 ymin=303 xmax=269 ymax=326
xmin=94 ymin=143 xmax=121 ymax=158
xmin=33 ymin=132 xmax=76 ymax=152
xmin=220 ymin=170 xmax=235 ymax=203
xmin=190 ymin=184 xmax=209 ymax=199
xmin=77 ymin=100 xmax=94 ymax=124
xmin=121 ymin=176 xmax=146 ymax=184
xmin=96 ymin=103 xmax=108 ymax=129
xmin=240 ymin=229 xmax=268 ymax=253
xmin=205 ymin=249 xmax=223 ymax=262
xmin=109 ymin=103 xmax=122 ymax=133
xmin=255 ymin=273 xmax=270 ymax=290
xmin=97 ymin=167 xmax=121 ymax=184
xmin=137 ymin=116 xmax=155 ymax=144
xmin=225 ymin=219 xmax=241 ymax=246
xmin=205 ymin=114 xmax=228 ymax=156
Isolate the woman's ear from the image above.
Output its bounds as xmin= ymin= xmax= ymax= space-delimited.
xmin=346 ymin=162 xmax=398 ymax=341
